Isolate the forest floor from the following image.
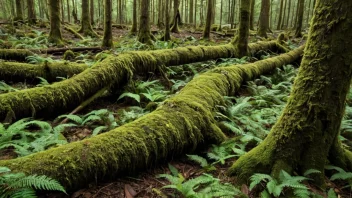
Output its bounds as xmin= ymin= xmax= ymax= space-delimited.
xmin=1 ymin=22 xmax=350 ymax=198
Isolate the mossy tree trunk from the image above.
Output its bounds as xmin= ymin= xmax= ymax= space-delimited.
xmin=294 ymin=0 xmax=304 ymax=37
xmin=137 ymin=0 xmax=153 ymax=45
xmin=228 ymin=0 xmax=352 ymax=188
xmin=249 ymin=0 xmax=255 ymax=30
xmin=78 ymin=0 xmax=98 ymax=37
xmin=130 ymin=0 xmax=137 ymax=35
xmin=27 ymin=0 xmax=36 ymax=24
xmin=90 ymin=0 xmax=94 ymax=25
xmin=285 ymin=0 xmax=291 ymax=28
xmin=257 ymin=0 xmax=270 ymax=38
xmin=276 ymin=0 xmax=284 ymax=30
xmin=233 ymin=0 xmax=250 ymax=57
xmin=48 ymin=0 xmax=64 ymax=46
xmin=202 ymin=0 xmax=212 ymax=39
xmin=170 ymin=0 xmax=181 ymax=33
xmin=0 ymin=41 xmax=279 ymax=122
xmin=0 ymin=46 xmax=303 ymax=191
xmin=162 ymin=0 xmax=171 ymax=41
xmin=189 ymin=0 xmax=194 ymax=24
xmin=72 ymin=0 xmax=78 ymax=23
xmin=102 ymin=0 xmax=113 ymax=48
xmin=14 ymin=0 xmax=23 ymax=21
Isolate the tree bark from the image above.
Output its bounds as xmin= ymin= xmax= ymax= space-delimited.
xmin=294 ymin=0 xmax=304 ymax=37
xmin=78 ymin=0 xmax=98 ymax=37
xmin=48 ymin=0 xmax=64 ymax=46
xmin=130 ymin=0 xmax=137 ymax=34
xmin=189 ymin=0 xmax=194 ymax=24
xmin=257 ymin=0 xmax=270 ymax=38
xmin=15 ymin=0 xmax=23 ymax=21
xmin=27 ymin=0 xmax=36 ymax=24
xmin=102 ymin=0 xmax=113 ymax=48
xmin=170 ymin=0 xmax=180 ymax=33
xmin=162 ymin=0 xmax=171 ymax=41
xmin=67 ymin=0 xmax=71 ymax=23
xmin=249 ymin=0 xmax=255 ymax=30
xmin=0 ymin=41 xmax=279 ymax=122
xmin=233 ymin=0 xmax=250 ymax=57
xmin=137 ymin=0 xmax=153 ymax=44
xmin=229 ymin=0 xmax=352 ymax=188
xmin=276 ymin=0 xmax=284 ymax=30
xmin=90 ymin=0 xmax=94 ymax=25
xmin=0 ymin=46 xmax=303 ymax=191
xmin=202 ymin=0 xmax=212 ymax=39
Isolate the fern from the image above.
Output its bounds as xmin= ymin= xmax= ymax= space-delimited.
xmin=187 ymin=155 xmax=216 ymax=172
xmin=0 ymin=167 xmax=66 ymax=197
xmin=0 ymin=81 xmax=18 ymax=93
xmin=117 ymin=92 xmax=141 ymax=103
xmin=36 ymin=77 xmax=50 ymax=87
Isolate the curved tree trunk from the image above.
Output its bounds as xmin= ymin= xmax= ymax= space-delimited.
xmin=27 ymin=0 xmax=36 ymax=24
xmin=102 ymin=0 xmax=113 ymax=48
xmin=294 ymin=0 xmax=304 ymax=37
xmin=0 ymin=41 xmax=279 ymax=122
xmin=130 ymin=0 xmax=137 ymax=35
xmin=233 ymin=0 xmax=250 ymax=57
xmin=170 ymin=0 xmax=180 ymax=33
xmin=257 ymin=0 xmax=270 ymax=38
xmin=48 ymin=0 xmax=64 ymax=46
xmin=137 ymin=0 xmax=153 ymax=44
xmin=0 ymin=47 xmax=303 ymax=191
xmin=202 ymin=0 xmax=213 ymax=39
xmin=78 ymin=0 xmax=98 ymax=37
xmin=229 ymin=0 xmax=352 ymax=188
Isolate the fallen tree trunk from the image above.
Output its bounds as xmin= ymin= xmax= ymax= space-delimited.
xmin=0 ymin=46 xmax=304 ymax=191
xmin=0 ymin=61 xmax=88 ymax=83
xmin=0 ymin=49 xmax=35 ymax=62
xmin=0 ymin=41 xmax=278 ymax=122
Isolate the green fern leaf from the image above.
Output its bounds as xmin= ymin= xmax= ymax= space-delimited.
xmin=249 ymin=173 xmax=273 ymax=190
xmin=117 ymin=92 xmax=141 ymax=103
xmin=304 ymin=169 xmax=321 ymax=177
xmin=187 ymin=155 xmax=209 ymax=168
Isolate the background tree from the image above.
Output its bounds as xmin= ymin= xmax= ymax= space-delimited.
xmin=276 ymin=0 xmax=284 ymax=29
xmin=14 ymin=0 xmax=23 ymax=21
xmin=257 ymin=0 xmax=270 ymax=37
xmin=48 ymin=0 xmax=64 ymax=45
xmin=229 ymin=0 xmax=352 ymax=187
xmin=294 ymin=0 xmax=304 ymax=37
xmin=90 ymin=0 xmax=94 ymax=25
xmin=202 ymin=0 xmax=213 ymax=39
xmin=130 ymin=0 xmax=137 ymax=35
xmin=78 ymin=0 xmax=98 ymax=37
xmin=162 ymin=0 xmax=171 ymax=41
xmin=171 ymin=0 xmax=181 ymax=33
xmin=250 ymin=0 xmax=255 ymax=30
xmin=138 ymin=0 xmax=153 ymax=44
xmin=102 ymin=0 xmax=113 ymax=48
xmin=233 ymin=0 xmax=250 ymax=57
xmin=27 ymin=0 xmax=36 ymax=24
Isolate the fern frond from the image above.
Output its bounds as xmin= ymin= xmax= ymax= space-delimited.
xmin=187 ymin=155 xmax=209 ymax=167
xmin=249 ymin=173 xmax=273 ymax=190
xmin=10 ymin=175 xmax=66 ymax=193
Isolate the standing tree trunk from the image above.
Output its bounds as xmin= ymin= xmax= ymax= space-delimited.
xmin=276 ymin=0 xmax=284 ymax=30
xmin=138 ymin=0 xmax=153 ymax=44
xmin=15 ymin=0 xmax=23 ymax=21
xmin=162 ymin=0 xmax=171 ymax=41
xmin=306 ymin=0 xmax=312 ymax=25
xmin=61 ymin=0 xmax=65 ymax=22
xmin=218 ymin=0 xmax=223 ymax=31
xmin=102 ymin=0 xmax=113 ymax=48
xmin=229 ymin=0 xmax=352 ymax=188
xmin=72 ymin=0 xmax=78 ymax=23
xmin=232 ymin=0 xmax=250 ymax=57
xmin=27 ymin=0 xmax=36 ymax=24
xmin=170 ymin=0 xmax=180 ymax=33
xmin=202 ymin=0 xmax=212 ymax=39
xmin=78 ymin=0 xmax=98 ymax=37
xmin=90 ymin=0 xmax=94 ymax=25
xmin=294 ymin=0 xmax=304 ymax=37
xmin=200 ymin=0 xmax=204 ymax=26
xmin=48 ymin=0 xmax=64 ymax=46
xmin=194 ymin=0 xmax=197 ymax=28
xmin=285 ymin=0 xmax=291 ymax=28
xmin=67 ymin=0 xmax=71 ymax=23
xmin=257 ymin=0 xmax=270 ymax=38
xmin=249 ymin=0 xmax=255 ymax=30
xmin=130 ymin=0 xmax=137 ymax=34
xmin=189 ymin=0 xmax=194 ymax=24
xmin=280 ymin=0 xmax=287 ymax=29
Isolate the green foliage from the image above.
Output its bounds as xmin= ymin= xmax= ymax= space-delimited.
xmin=207 ymin=145 xmax=236 ymax=165
xmin=0 ymin=118 xmax=68 ymax=157
xmin=0 ymin=81 xmax=18 ymax=93
xmin=26 ymin=55 xmax=54 ymax=64
xmin=36 ymin=77 xmax=50 ymax=87
xmin=158 ymin=164 xmax=241 ymax=198
xmin=186 ymin=155 xmax=216 ymax=172
xmin=325 ymin=165 xmax=352 ymax=188
xmin=249 ymin=170 xmax=315 ymax=198
xmin=57 ymin=109 xmax=118 ymax=136
xmin=0 ymin=166 xmax=66 ymax=197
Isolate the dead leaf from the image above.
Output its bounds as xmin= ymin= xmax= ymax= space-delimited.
xmin=241 ymin=184 xmax=249 ymax=195
xmin=125 ymin=184 xmax=137 ymax=198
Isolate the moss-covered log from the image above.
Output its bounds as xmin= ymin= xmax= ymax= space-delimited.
xmin=0 ymin=46 xmax=304 ymax=191
xmin=0 ymin=49 xmax=34 ymax=62
xmin=0 ymin=41 xmax=278 ymax=122
xmin=0 ymin=61 xmax=88 ymax=83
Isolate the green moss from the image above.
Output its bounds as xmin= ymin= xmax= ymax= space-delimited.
xmin=63 ymin=50 xmax=75 ymax=60
xmin=0 ymin=49 xmax=34 ymax=62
